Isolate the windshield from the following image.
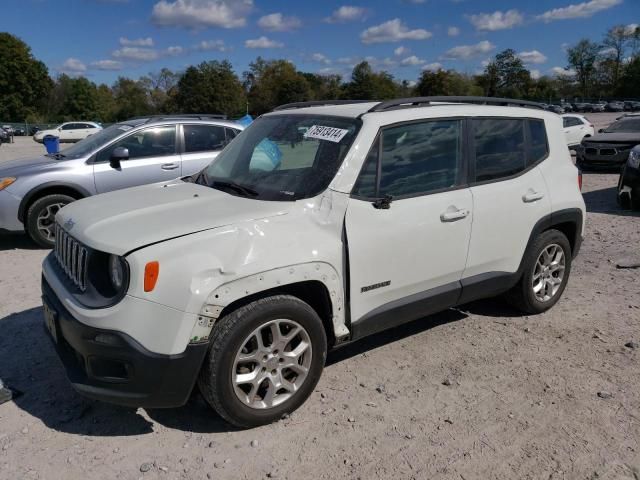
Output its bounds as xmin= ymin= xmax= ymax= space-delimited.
xmin=202 ymin=114 xmax=361 ymax=201
xmin=604 ymin=118 xmax=640 ymax=133
xmin=58 ymin=123 xmax=135 ymax=159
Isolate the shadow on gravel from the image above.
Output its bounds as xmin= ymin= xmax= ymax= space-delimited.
xmin=1 ymin=298 xmax=519 ymax=435
xmin=0 ymin=306 xmax=156 ymax=436
xmin=582 ymin=185 xmax=640 ymax=216
xmin=0 ymin=233 xmax=40 ymax=252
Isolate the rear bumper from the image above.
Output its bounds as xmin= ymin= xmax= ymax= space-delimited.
xmin=0 ymin=189 xmax=25 ymax=233
xmin=42 ymin=276 xmax=208 ymax=408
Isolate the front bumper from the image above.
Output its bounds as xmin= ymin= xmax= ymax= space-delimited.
xmin=0 ymin=189 xmax=25 ymax=233
xmin=41 ymin=276 xmax=209 ymax=408
xmin=576 ymin=145 xmax=631 ymax=167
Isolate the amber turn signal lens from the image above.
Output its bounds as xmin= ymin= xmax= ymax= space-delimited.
xmin=0 ymin=177 xmax=16 ymax=191
xmin=144 ymin=261 xmax=160 ymax=292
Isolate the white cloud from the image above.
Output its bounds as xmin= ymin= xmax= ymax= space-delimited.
xmin=530 ymin=69 xmax=541 ymax=79
xmin=518 ymin=50 xmax=547 ymax=64
xmin=195 ymin=39 xmax=227 ymax=51
xmin=468 ymin=9 xmax=523 ymax=31
xmin=360 ymin=18 xmax=432 ymax=44
xmin=447 ymin=26 xmax=460 ymax=36
xmin=481 ymin=58 xmax=491 ymax=67
xmin=624 ymin=23 xmax=639 ymax=35
xmin=400 ymin=55 xmax=425 ymax=66
xmin=550 ymin=66 xmax=577 ymax=77
xmin=119 ymin=37 xmax=154 ymax=47
xmin=244 ymin=36 xmax=284 ymax=49
xmin=422 ymin=62 xmax=443 ymax=71
xmin=325 ymin=5 xmax=368 ymax=23
xmin=59 ymin=58 xmax=87 ymax=75
xmin=112 ymin=46 xmax=160 ymax=61
xmin=394 ymin=46 xmax=410 ymax=56
xmin=365 ymin=56 xmax=397 ymax=68
xmin=90 ymin=59 xmax=124 ymax=71
xmin=537 ymin=0 xmax=622 ymax=22
xmin=151 ymin=0 xmax=253 ymax=29
xmin=258 ymin=13 xmax=302 ymax=32
xmin=311 ymin=53 xmax=331 ymax=64
xmin=443 ymin=40 xmax=495 ymax=60
xmin=164 ymin=46 xmax=184 ymax=56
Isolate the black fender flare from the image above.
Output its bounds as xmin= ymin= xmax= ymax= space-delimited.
xmin=18 ymin=182 xmax=92 ymax=223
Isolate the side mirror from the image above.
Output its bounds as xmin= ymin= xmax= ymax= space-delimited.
xmin=58 ymin=127 xmax=62 ymax=131
xmin=109 ymin=146 xmax=129 ymax=169
xmin=598 ymin=128 xmax=604 ymax=133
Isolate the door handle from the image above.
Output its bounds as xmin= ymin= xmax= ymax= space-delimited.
xmin=440 ymin=208 xmax=469 ymax=222
xmin=522 ymin=190 xmax=544 ymax=203
xmin=161 ymin=163 xmax=179 ymax=170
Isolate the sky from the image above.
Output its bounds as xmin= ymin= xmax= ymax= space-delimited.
xmin=1 ymin=0 xmax=638 ymax=85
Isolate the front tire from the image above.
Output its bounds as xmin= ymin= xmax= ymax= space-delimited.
xmin=26 ymin=194 xmax=75 ymax=248
xmin=198 ymin=295 xmax=327 ymax=428
xmin=506 ymin=229 xmax=572 ymax=314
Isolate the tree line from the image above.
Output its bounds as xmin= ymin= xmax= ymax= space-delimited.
xmin=0 ymin=24 xmax=638 ymax=123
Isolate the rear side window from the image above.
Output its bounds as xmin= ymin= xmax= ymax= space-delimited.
xmin=528 ymin=119 xmax=549 ymax=164
xmin=473 ymin=118 xmax=526 ymax=182
xmin=563 ymin=117 xmax=582 ymax=128
xmin=183 ymin=124 xmax=226 ymax=153
xmin=352 ymin=120 xmax=461 ymax=198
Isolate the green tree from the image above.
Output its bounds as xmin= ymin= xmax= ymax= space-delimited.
xmin=112 ymin=77 xmax=151 ymax=120
xmin=95 ymin=84 xmax=116 ymax=123
xmin=342 ymin=61 xmax=398 ymax=100
xmin=244 ymin=58 xmax=312 ymax=114
xmin=479 ymin=49 xmax=531 ymax=98
xmin=601 ymin=25 xmax=633 ymax=89
xmin=58 ymin=76 xmax=99 ymax=120
xmin=566 ymin=39 xmax=600 ymax=98
xmin=175 ymin=61 xmax=245 ymax=116
xmin=0 ymin=32 xmax=52 ymax=120
xmin=417 ymin=69 xmax=481 ymax=96
xmin=140 ymin=68 xmax=181 ymax=113
xmin=300 ymin=73 xmax=343 ymax=100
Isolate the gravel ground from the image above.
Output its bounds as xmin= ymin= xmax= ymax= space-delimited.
xmin=1 ymin=113 xmax=639 ymax=480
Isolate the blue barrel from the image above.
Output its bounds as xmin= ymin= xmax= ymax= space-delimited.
xmin=43 ymin=136 xmax=60 ymax=154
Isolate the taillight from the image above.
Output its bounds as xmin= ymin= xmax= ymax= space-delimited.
xmin=578 ymin=171 xmax=583 ymax=191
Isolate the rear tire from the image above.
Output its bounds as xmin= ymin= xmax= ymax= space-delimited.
xmin=26 ymin=194 xmax=75 ymax=248
xmin=198 ymin=295 xmax=327 ymax=428
xmin=506 ymin=229 xmax=572 ymax=314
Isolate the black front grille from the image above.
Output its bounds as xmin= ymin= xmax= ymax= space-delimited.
xmin=54 ymin=223 xmax=89 ymax=292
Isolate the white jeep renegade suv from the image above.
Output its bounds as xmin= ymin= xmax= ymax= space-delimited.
xmin=42 ymin=97 xmax=585 ymax=428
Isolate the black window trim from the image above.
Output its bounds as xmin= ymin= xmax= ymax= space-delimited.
xmin=350 ymin=116 xmax=470 ymax=202
xmin=90 ymin=123 xmax=179 ymax=164
xmin=467 ymin=116 xmax=549 ymax=188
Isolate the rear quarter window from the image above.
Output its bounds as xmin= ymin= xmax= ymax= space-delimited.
xmin=527 ymin=119 xmax=549 ymax=165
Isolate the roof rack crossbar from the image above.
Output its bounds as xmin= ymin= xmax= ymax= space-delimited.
xmin=368 ymin=96 xmax=545 ymax=113
xmin=131 ymin=113 xmax=228 ymax=123
xmin=273 ymin=100 xmax=375 ymax=111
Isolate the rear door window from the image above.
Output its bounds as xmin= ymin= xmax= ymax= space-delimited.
xmin=472 ymin=118 xmax=526 ymax=182
xmin=183 ymin=124 xmax=226 ymax=153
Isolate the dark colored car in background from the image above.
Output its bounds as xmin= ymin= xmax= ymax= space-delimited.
xmin=574 ymin=103 xmax=593 ymax=112
xmin=606 ymin=101 xmax=625 ymax=112
xmin=624 ymin=101 xmax=640 ymax=112
xmin=13 ymin=127 xmax=25 ymax=136
xmin=576 ymin=116 xmax=640 ymax=169
xmin=592 ymin=103 xmax=606 ymax=112
xmin=0 ymin=128 xmax=9 ymax=144
xmin=617 ymin=145 xmax=640 ymax=210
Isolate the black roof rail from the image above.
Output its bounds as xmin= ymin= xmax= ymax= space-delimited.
xmin=368 ymin=96 xmax=545 ymax=113
xmin=128 ymin=114 xmax=228 ymax=123
xmin=273 ymin=100 xmax=375 ymax=111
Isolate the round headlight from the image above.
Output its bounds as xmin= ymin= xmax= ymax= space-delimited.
xmin=109 ymin=255 xmax=124 ymax=290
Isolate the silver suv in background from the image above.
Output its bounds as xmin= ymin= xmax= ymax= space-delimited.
xmin=0 ymin=115 xmax=243 ymax=247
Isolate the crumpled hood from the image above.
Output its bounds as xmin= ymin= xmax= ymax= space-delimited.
xmin=56 ymin=180 xmax=290 ymax=255
xmin=583 ymin=132 xmax=640 ymax=144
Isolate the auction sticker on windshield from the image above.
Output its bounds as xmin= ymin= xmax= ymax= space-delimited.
xmin=304 ymin=125 xmax=349 ymax=143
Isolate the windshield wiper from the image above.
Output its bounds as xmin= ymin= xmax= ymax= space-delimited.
xmin=45 ymin=153 xmax=66 ymax=159
xmin=211 ymin=180 xmax=259 ymax=197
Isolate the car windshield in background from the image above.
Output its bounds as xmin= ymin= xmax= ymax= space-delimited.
xmin=58 ymin=124 xmax=134 ymax=159
xmin=604 ymin=118 xmax=640 ymax=133
xmin=203 ymin=114 xmax=361 ymax=201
